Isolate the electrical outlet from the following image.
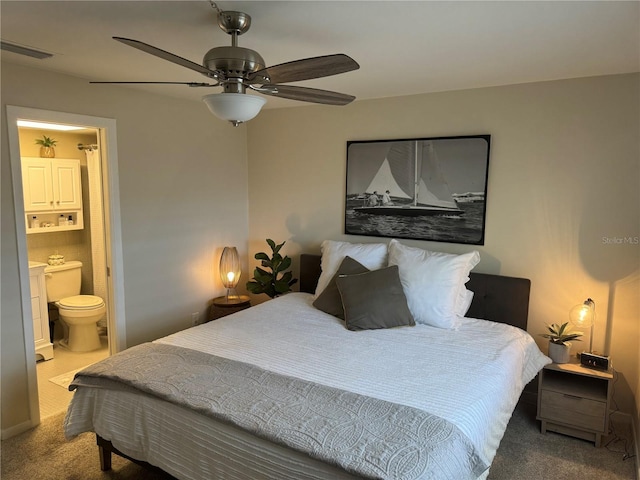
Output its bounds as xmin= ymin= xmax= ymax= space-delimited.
xmin=191 ymin=312 xmax=200 ymax=326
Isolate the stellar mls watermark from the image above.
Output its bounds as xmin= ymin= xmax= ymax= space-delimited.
xmin=602 ymin=236 xmax=639 ymax=245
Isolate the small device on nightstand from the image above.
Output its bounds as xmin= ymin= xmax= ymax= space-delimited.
xmin=580 ymin=352 xmax=610 ymax=370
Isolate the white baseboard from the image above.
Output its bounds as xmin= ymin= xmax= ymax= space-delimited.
xmin=1 ymin=418 xmax=35 ymax=440
xmin=610 ymin=410 xmax=632 ymax=421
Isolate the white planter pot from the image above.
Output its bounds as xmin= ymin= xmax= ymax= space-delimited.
xmin=548 ymin=342 xmax=571 ymax=364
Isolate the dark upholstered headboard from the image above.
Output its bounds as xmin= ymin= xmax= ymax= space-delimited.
xmin=299 ymin=254 xmax=531 ymax=331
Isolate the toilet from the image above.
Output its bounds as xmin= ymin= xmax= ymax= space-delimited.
xmin=44 ymin=260 xmax=105 ymax=352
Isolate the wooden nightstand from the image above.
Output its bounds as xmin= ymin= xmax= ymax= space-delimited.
xmin=208 ymin=295 xmax=251 ymax=321
xmin=536 ymin=361 xmax=613 ymax=447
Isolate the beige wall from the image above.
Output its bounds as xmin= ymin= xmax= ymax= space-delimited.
xmin=247 ymin=73 xmax=640 ymax=413
xmin=1 ymin=62 xmax=250 ymax=433
xmin=19 ymin=128 xmax=96 ymax=158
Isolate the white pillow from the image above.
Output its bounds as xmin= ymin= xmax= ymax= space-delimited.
xmin=387 ymin=239 xmax=480 ymax=329
xmin=315 ymin=240 xmax=388 ymax=297
xmin=457 ymin=288 xmax=474 ymax=317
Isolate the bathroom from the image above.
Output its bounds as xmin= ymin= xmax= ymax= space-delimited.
xmin=18 ymin=122 xmax=110 ymax=419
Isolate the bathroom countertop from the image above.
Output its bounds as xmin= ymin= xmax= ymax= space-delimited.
xmin=28 ymin=261 xmax=48 ymax=269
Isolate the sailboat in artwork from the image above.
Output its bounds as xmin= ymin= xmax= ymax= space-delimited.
xmin=355 ymin=140 xmax=463 ymax=216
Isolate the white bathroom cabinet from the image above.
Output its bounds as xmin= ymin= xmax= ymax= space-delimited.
xmin=29 ymin=262 xmax=53 ymax=361
xmin=21 ymin=157 xmax=84 ymax=233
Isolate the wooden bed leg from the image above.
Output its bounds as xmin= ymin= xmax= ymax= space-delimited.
xmin=99 ymin=444 xmax=112 ymax=471
xmin=94 ymin=433 xmax=174 ymax=478
xmin=96 ymin=435 xmax=112 ymax=471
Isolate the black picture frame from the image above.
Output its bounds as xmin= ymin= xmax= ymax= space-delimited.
xmin=345 ymin=135 xmax=491 ymax=245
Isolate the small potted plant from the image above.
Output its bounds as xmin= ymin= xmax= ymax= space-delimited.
xmin=540 ymin=322 xmax=583 ymax=363
xmin=246 ymin=239 xmax=298 ymax=298
xmin=35 ymin=135 xmax=58 ymax=158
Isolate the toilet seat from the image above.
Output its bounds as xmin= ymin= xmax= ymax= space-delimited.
xmin=57 ymin=295 xmax=105 ymax=310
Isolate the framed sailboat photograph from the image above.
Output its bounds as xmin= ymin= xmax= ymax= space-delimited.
xmin=345 ymin=135 xmax=491 ymax=245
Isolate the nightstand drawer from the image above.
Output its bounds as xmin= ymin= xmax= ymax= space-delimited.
xmin=540 ymin=390 xmax=606 ymax=431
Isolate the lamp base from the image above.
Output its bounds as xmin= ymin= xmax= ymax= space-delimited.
xmin=579 ymin=352 xmax=610 ymax=370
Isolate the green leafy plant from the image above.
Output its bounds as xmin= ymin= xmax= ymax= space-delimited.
xmin=246 ymin=239 xmax=298 ymax=298
xmin=540 ymin=322 xmax=583 ymax=346
xmin=35 ymin=135 xmax=58 ymax=147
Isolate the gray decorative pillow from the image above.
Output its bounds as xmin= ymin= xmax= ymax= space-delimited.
xmin=335 ymin=265 xmax=415 ymax=331
xmin=313 ymin=256 xmax=369 ymax=318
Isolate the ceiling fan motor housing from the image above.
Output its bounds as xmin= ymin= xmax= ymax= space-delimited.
xmin=203 ymin=46 xmax=267 ymax=92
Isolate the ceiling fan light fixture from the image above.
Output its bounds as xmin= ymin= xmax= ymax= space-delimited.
xmin=202 ymin=93 xmax=266 ymax=126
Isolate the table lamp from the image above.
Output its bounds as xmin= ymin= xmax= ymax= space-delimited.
xmin=219 ymin=246 xmax=241 ymax=301
xmin=570 ymin=298 xmax=609 ymax=370
xmin=569 ymin=298 xmax=595 ymax=353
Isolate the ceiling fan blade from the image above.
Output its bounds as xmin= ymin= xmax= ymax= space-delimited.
xmin=249 ymin=54 xmax=359 ymax=84
xmin=113 ymin=37 xmax=219 ymax=78
xmin=90 ymin=81 xmax=216 ymax=87
xmin=259 ymin=84 xmax=355 ymax=106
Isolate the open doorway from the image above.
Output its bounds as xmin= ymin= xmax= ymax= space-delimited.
xmin=6 ymin=106 xmax=126 ymax=427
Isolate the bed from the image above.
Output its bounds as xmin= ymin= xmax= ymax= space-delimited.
xmin=64 ymin=241 xmax=550 ymax=480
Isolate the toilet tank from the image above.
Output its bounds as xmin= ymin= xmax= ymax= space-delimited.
xmin=43 ymin=260 xmax=82 ymax=302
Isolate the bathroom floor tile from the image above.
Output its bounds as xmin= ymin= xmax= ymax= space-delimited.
xmin=36 ymin=335 xmax=109 ymax=419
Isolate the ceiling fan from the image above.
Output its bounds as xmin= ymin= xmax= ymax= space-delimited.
xmin=93 ymin=2 xmax=360 ymax=126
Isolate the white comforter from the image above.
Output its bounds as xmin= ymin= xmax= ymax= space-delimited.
xmin=65 ymin=293 xmax=550 ymax=479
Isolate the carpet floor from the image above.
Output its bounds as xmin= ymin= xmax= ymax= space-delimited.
xmin=1 ymin=401 xmax=636 ymax=480
xmin=489 ymin=402 xmax=636 ymax=480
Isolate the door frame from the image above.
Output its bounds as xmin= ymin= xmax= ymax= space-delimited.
xmin=6 ymin=105 xmax=126 ymax=427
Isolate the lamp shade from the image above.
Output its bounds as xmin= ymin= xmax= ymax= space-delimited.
xmin=570 ymin=298 xmax=595 ymax=353
xmin=569 ymin=298 xmax=595 ymax=328
xmin=202 ymin=93 xmax=266 ymax=125
xmin=219 ymin=247 xmax=241 ymax=290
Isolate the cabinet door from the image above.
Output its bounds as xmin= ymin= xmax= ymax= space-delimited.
xmin=22 ymin=157 xmax=54 ymax=212
xmin=52 ymin=159 xmax=82 ymax=209
xmin=30 ymin=274 xmax=44 ymax=343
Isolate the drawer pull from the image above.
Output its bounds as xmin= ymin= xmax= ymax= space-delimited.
xmin=563 ymin=394 xmax=582 ymax=400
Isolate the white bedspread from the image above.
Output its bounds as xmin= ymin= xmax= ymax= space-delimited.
xmin=65 ymin=293 xmax=549 ymax=479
